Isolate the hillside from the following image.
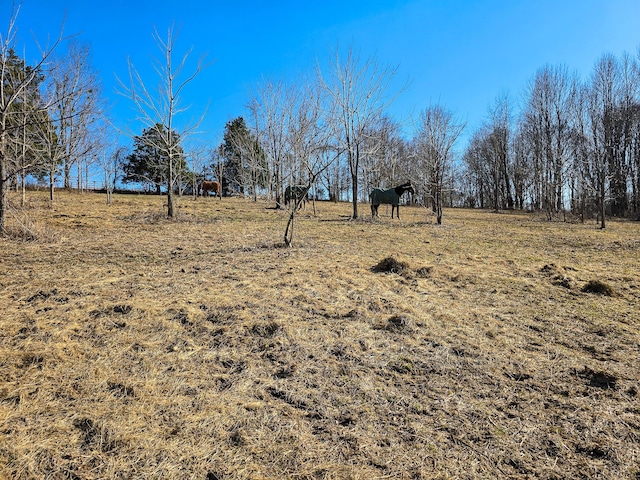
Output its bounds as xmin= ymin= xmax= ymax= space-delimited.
xmin=1 ymin=192 xmax=639 ymax=479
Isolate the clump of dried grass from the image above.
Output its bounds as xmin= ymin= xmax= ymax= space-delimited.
xmin=581 ymin=279 xmax=615 ymax=296
xmin=372 ymin=256 xmax=410 ymax=275
xmin=372 ymin=256 xmax=433 ymax=279
xmin=383 ymin=314 xmax=414 ymax=332
xmin=3 ymin=205 xmax=60 ymax=242
xmin=540 ymin=263 xmax=576 ymax=289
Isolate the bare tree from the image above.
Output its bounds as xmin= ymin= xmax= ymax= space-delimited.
xmin=511 ymin=123 xmax=535 ymax=210
xmin=48 ymin=41 xmax=102 ymax=190
xmin=37 ymin=107 xmax=64 ymax=201
xmin=248 ymin=79 xmax=293 ymax=208
xmin=487 ymin=94 xmax=514 ymax=211
xmin=283 ymin=82 xmax=338 ymax=246
xmin=608 ymin=52 xmax=637 ymax=216
xmin=116 ymin=24 xmax=209 ymax=218
xmin=414 ymin=104 xmax=465 ymax=224
xmin=97 ymin=144 xmax=126 ymax=204
xmin=186 ymin=144 xmax=207 ymax=200
xmin=582 ymin=55 xmax=620 ymax=229
xmin=359 ymin=116 xmax=406 ymax=196
xmin=318 ymin=46 xmax=399 ymax=219
xmin=286 ymin=82 xmax=325 ymax=208
xmin=521 ymin=65 xmax=578 ymax=219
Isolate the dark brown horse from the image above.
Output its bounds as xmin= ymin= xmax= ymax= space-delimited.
xmin=200 ymin=180 xmax=221 ymax=198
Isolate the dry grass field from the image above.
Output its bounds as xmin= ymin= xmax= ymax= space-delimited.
xmin=1 ymin=191 xmax=639 ymax=479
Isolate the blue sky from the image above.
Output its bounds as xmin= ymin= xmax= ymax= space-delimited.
xmin=5 ymin=0 xmax=640 ymax=151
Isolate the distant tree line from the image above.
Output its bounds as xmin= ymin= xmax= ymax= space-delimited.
xmin=3 ymin=2 xmax=639 ymax=232
xmin=228 ymin=48 xmax=640 ymax=227
xmin=462 ymin=54 xmax=640 ymax=228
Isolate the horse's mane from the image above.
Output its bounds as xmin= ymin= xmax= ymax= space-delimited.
xmin=394 ymin=182 xmax=413 ymax=195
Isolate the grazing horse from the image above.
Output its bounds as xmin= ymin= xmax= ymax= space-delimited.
xmin=370 ymin=182 xmax=415 ymax=219
xmin=200 ymin=180 xmax=221 ymax=198
xmin=284 ymin=185 xmax=308 ymax=210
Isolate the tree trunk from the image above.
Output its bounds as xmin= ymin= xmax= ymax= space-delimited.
xmin=599 ymin=181 xmax=606 ymax=229
xmin=351 ymin=173 xmax=358 ymax=219
xmin=49 ymin=168 xmax=55 ymax=202
xmin=167 ymin=167 xmax=175 ymax=217
xmin=0 ymin=150 xmax=6 ymax=233
xmin=65 ymin=161 xmax=72 ymax=189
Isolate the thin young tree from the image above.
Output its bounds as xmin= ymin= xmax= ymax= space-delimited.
xmin=98 ymin=144 xmax=126 ymax=205
xmin=283 ymin=82 xmax=338 ymax=246
xmin=116 ymin=24 xmax=209 ymax=218
xmin=414 ymin=104 xmax=465 ymax=224
xmin=248 ymin=79 xmax=293 ymax=208
xmin=14 ymin=50 xmax=47 ymax=205
xmin=318 ymin=46 xmax=399 ymax=219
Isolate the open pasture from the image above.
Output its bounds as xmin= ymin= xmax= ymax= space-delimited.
xmin=1 ymin=192 xmax=639 ymax=479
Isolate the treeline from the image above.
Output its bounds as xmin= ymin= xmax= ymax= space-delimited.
xmin=226 ymin=50 xmax=640 ymax=227
xmin=463 ymin=55 xmax=640 ymax=227
xmin=2 ymin=4 xmax=639 ymax=233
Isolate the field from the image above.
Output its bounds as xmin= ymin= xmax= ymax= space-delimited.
xmin=1 ymin=191 xmax=639 ymax=479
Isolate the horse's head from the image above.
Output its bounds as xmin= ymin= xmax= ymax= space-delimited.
xmin=395 ymin=182 xmax=415 ymax=196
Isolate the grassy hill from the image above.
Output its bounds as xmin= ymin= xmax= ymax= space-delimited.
xmin=1 ymin=191 xmax=639 ymax=479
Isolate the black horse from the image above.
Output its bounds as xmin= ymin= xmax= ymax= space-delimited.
xmin=370 ymin=182 xmax=414 ymax=219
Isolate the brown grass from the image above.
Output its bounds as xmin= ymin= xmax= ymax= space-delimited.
xmin=1 ymin=191 xmax=639 ymax=479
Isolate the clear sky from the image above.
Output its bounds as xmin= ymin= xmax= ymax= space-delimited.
xmin=5 ymin=0 xmax=640 ymax=151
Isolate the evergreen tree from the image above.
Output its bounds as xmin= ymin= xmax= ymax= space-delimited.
xmin=122 ymin=124 xmax=188 ymax=193
xmin=218 ymin=116 xmax=267 ymax=195
xmin=2 ymin=49 xmax=48 ymax=181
